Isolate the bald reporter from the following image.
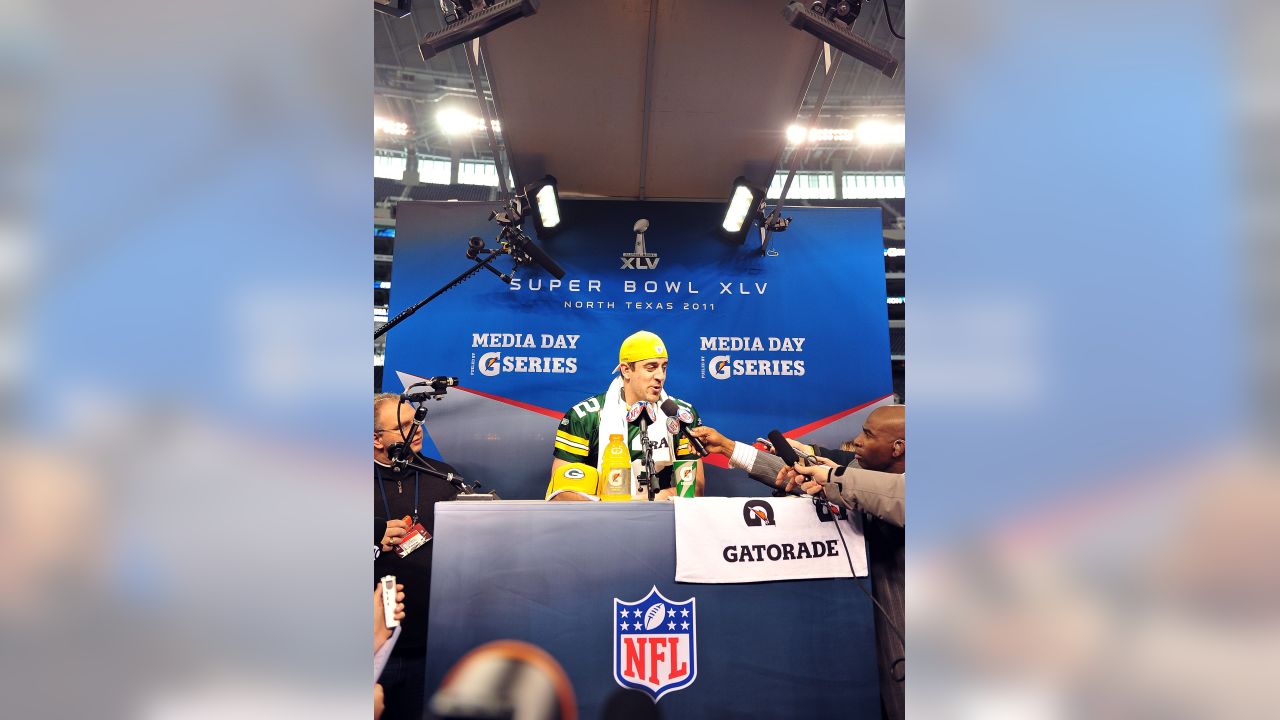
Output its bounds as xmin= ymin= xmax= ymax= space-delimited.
xmin=778 ymin=405 xmax=904 ymax=525
xmin=688 ymin=404 xmax=905 ymax=720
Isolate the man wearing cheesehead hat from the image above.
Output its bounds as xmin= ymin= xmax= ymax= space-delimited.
xmin=547 ymin=330 xmax=704 ymax=501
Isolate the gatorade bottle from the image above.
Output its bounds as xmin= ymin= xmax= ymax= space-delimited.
xmin=600 ymin=434 xmax=632 ymax=502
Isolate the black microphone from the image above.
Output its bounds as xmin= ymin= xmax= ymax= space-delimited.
xmin=659 ymin=398 xmax=707 ymax=457
xmin=466 ymin=236 xmax=485 ymax=259
xmin=402 ymin=377 xmax=459 ymax=402
xmin=512 ymin=231 xmax=566 ymax=279
xmin=765 ymin=429 xmax=817 ymax=497
xmin=768 ymin=429 xmax=801 ymax=466
xmin=387 ymin=442 xmax=409 ymax=473
xmin=627 ymin=401 xmax=651 ymax=432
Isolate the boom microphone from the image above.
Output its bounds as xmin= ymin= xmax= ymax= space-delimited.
xmin=512 ymin=232 xmax=567 ymax=279
xmin=659 ymin=398 xmax=707 ymax=457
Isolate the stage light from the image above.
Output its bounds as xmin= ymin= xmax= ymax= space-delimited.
xmin=855 ymin=119 xmax=905 ymax=146
xmin=786 ymin=125 xmax=858 ymax=145
xmin=437 ymin=108 xmax=478 ymax=135
xmin=435 ymin=108 xmax=499 ymax=136
xmin=524 ymin=175 xmax=561 ymax=238
xmin=376 ymin=116 xmax=410 ymax=136
xmin=420 ymin=0 xmax=540 ymax=62
xmin=720 ymin=176 xmax=766 ymax=244
xmin=782 ymin=1 xmax=900 ymax=78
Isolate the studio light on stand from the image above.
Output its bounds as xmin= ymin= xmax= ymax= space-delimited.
xmin=719 ymin=176 xmax=790 ymax=253
xmin=420 ymin=0 xmax=541 ymax=61
xmin=524 ymin=175 xmax=561 ymax=240
xmin=720 ymin=176 xmax=766 ymax=244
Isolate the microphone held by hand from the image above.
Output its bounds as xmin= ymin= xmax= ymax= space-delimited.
xmin=768 ymin=429 xmax=801 ymax=466
xmin=660 ymin=399 xmax=708 ymax=457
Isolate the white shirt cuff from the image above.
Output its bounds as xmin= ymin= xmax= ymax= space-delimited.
xmin=729 ymin=441 xmax=759 ymax=471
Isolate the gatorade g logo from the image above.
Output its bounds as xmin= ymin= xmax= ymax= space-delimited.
xmin=743 ymin=500 xmax=775 ymax=526
xmin=709 ymin=355 xmax=731 ymax=380
xmin=675 ymin=463 xmax=696 ymax=495
xmin=605 ymin=468 xmax=627 ymax=494
xmin=563 ymin=467 xmax=586 ymax=480
xmin=479 ymin=351 xmax=501 ymax=377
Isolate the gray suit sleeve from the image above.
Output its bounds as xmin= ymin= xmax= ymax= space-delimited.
xmin=746 ymin=450 xmax=787 ymax=489
xmin=822 ymin=466 xmax=905 ymax=526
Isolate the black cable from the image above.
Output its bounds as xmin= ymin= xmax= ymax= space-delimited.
xmin=881 ymin=0 xmax=904 ymax=40
xmin=831 ymin=507 xmax=905 ymax=645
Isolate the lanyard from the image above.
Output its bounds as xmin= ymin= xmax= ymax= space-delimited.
xmin=376 ymin=466 xmax=419 ymax=525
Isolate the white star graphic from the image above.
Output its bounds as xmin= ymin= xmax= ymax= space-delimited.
xmin=620 ymin=609 xmax=630 ymax=618
xmin=632 ymin=621 xmax=642 ymax=631
xmin=667 ymin=621 xmax=676 ymax=630
xmin=681 ymin=621 xmax=689 ymax=630
xmin=680 ymin=608 xmax=689 ymax=617
xmin=620 ymin=622 xmax=628 ymax=630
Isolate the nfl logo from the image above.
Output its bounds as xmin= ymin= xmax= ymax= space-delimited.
xmin=613 ymin=586 xmax=697 ymax=701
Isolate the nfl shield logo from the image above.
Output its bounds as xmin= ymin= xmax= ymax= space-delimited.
xmin=613 ymin=586 xmax=697 ymax=701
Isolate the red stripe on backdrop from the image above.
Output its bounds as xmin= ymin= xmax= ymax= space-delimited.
xmin=784 ymin=394 xmax=894 ymax=437
xmin=455 ymin=386 xmax=564 ymax=420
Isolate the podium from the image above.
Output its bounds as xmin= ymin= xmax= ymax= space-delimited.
xmin=426 ymin=501 xmax=881 ymax=718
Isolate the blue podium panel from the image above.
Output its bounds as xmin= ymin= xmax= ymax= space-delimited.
xmin=427 ymin=502 xmax=880 ymax=719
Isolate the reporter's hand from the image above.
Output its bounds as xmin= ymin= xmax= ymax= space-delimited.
xmin=655 ymin=487 xmax=677 ymax=501
xmin=790 ymin=463 xmax=833 ymax=495
xmin=374 ymin=583 xmax=405 ymax=652
xmin=688 ymin=426 xmax=733 ymax=457
xmin=380 ymin=519 xmax=408 ymax=552
xmin=374 ymin=683 xmax=385 ymax=720
xmin=775 ymin=462 xmax=833 ymax=494
xmin=775 ymin=466 xmax=806 ymax=494
xmin=786 ymin=438 xmax=815 ymax=458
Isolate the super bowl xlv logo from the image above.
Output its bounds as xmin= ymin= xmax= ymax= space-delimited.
xmin=621 ymin=218 xmax=659 ymax=270
xmin=613 ymin=586 xmax=697 ymax=701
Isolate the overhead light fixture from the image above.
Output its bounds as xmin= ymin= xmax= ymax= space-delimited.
xmin=524 ymin=175 xmax=561 ymax=239
xmin=420 ymin=0 xmax=541 ymax=62
xmin=376 ymin=116 xmax=410 ymax=136
xmin=782 ymin=1 xmax=900 ymax=78
xmin=435 ymin=108 xmax=500 ymax=136
xmin=374 ymin=0 xmax=413 ymax=19
xmin=720 ymin=176 xmax=766 ymax=244
xmin=786 ymin=125 xmax=857 ymax=144
xmin=855 ymin=119 xmax=905 ymax=146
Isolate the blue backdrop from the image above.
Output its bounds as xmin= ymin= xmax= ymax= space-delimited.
xmin=385 ymin=199 xmax=891 ymax=499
